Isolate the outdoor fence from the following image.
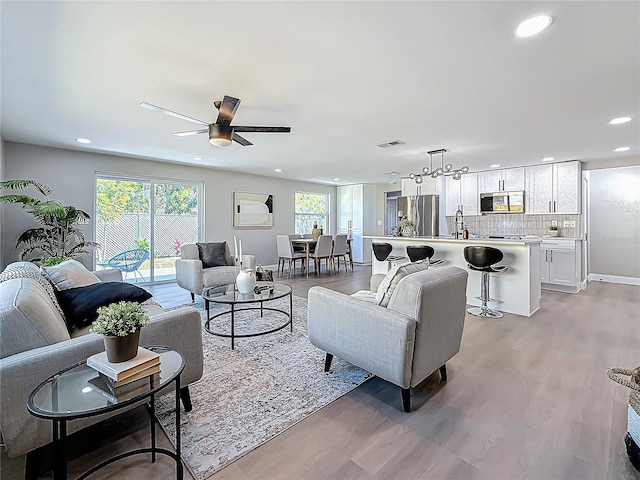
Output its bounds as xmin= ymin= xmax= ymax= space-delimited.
xmin=95 ymin=213 xmax=198 ymax=261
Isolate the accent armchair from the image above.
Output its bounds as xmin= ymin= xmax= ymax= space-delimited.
xmin=176 ymin=242 xmax=255 ymax=302
xmin=307 ymin=265 xmax=468 ymax=412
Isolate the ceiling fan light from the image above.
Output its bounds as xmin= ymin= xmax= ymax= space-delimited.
xmin=209 ymin=124 xmax=233 ymax=147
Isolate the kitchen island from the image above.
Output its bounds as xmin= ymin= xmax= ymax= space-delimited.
xmin=365 ymin=236 xmax=541 ymax=317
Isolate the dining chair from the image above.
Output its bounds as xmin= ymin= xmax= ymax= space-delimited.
xmin=276 ymin=235 xmax=306 ymax=278
xmin=289 ymin=234 xmax=305 ymax=253
xmin=331 ymin=234 xmax=349 ymax=274
xmin=310 ymin=235 xmax=333 ymax=276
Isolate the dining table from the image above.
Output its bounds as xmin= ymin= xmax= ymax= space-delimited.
xmin=290 ymin=237 xmax=353 ymax=277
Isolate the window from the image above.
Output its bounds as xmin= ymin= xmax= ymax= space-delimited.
xmin=95 ymin=175 xmax=202 ymax=284
xmin=294 ymin=192 xmax=329 ymax=235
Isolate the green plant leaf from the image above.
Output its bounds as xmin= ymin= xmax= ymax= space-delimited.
xmin=0 ymin=179 xmax=52 ymax=196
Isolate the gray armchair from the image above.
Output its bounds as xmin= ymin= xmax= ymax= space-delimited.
xmin=176 ymin=242 xmax=255 ymax=302
xmin=308 ymin=265 xmax=468 ymax=412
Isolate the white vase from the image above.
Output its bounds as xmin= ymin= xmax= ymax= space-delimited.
xmin=236 ymin=268 xmax=256 ymax=294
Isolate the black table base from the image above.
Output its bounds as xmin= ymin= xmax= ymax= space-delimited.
xmin=205 ymin=292 xmax=293 ymax=349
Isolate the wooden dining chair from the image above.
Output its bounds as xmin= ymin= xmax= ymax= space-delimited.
xmin=311 ymin=235 xmax=333 ymax=276
xmin=331 ymin=234 xmax=349 ymax=273
xmin=276 ymin=235 xmax=306 ymax=278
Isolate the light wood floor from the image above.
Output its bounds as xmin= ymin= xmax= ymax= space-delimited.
xmin=10 ymin=265 xmax=640 ymax=479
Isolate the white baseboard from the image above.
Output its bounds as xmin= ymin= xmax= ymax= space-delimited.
xmin=588 ymin=273 xmax=640 ymax=286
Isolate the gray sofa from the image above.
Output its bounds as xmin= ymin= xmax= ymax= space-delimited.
xmin=308 ymin=265 xmax=468 ymax=412
xmin=0 ymin=261 xmax=204 ymax=459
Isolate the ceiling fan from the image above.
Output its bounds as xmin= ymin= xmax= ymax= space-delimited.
xmin=140 ymin=95 xmax=291 ymax=147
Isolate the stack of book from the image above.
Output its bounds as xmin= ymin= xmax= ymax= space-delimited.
xmin=87 ymin=347 xmax=161 ymax=402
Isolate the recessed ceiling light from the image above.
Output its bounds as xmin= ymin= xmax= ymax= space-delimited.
xmin=490 ymin=164 xmax=501 ymax=168
xmin=334 ymin=178 xmax=340 ymax=182
xmin=542 ymin=156 xmax=555 ymax=162
xmin=193 ymin=156 xmax=203 ymax=161
xmin=386 ymin=171 xmax=399 ymax=176
xmin=516 ymin=15 xmax=553 ymax=38
xmin=614 ymin=146 xmax=631 ymax=152
xmin=609 ymin=116 xmax=632 ymax=125
xmin=274 ymin=168 xmax=283 ymax=173
xmin=389 ymin=181 xmax=397 ymax=185
xmin=75 ymin=138 xmax=91 ymax=144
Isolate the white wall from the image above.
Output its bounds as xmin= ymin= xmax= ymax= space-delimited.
xmin=587 ymin=165 xmax=640 ymax=282
xmin=2 ymin=142 xmax=337 ymax=268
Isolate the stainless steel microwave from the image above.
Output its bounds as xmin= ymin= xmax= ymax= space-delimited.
xmin=480 ymin=191 xmax=525 ymax=214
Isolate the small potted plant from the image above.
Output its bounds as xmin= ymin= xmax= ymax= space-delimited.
xmin=91 ymin=301 xmax=150 ymax=363
xmin=548 ymin=225 xmax=559 ymax=237
xmin=400 ymin=219 xmax=417 ymax=237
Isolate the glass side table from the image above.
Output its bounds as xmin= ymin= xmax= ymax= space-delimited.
xmin=27 ymin=346 xmax=184 ymax=480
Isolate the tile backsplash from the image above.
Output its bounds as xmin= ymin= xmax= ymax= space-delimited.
xmin=446 ymin=214 xmax=583 ymax=238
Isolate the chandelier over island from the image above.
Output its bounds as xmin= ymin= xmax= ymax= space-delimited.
xmin=408 ymin=149 xmax=469 ymax=183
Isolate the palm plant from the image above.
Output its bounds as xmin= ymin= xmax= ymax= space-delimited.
xmin=0 ymin=179 xmax=100 ymax=264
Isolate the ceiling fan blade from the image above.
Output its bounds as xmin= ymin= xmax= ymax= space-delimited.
xmin=232 ymin=133 xmax=253 ymax=146
xmin=232 ymin=126 xmax=291 ymax=133
xmin=216 ymin=96 xmax=241 ymax=126
xmin=172 ymin=129 xmax=208 ymax=136
xmin=140 ymin=102 xmax=209 ymax=126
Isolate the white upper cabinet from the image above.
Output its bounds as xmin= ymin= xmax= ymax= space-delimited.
xmin=478 ymin=167 xmax=525 ymax=192
xmin=401 ymin=177 xmax=438 ymax=196
xmin=525 ymin=161 xmax=581 ymax=214
xmin=553 ymin=161 xmax=582 ymax=214
xmin=445 ymin=173 xmax=478 ymax=216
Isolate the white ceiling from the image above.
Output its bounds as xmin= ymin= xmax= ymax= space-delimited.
xmin=1 ymin=1 xmax=638 ymax=186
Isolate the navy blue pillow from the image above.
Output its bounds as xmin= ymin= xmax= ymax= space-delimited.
xmin=55 ymin=282 xmax=152 ymax=331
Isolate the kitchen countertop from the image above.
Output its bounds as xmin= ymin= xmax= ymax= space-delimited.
xmin=365 ymin=235 xmax=541 ymax=246
xmin=365 ymin=235 xmax=583 ymax=244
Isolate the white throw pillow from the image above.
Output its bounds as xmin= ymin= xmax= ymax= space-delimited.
xmin=41 ymin=259 xmax=100 ymax=291
xmin=374 ymin=260 xmax=429 ymax=307
xmin=350 ymin=290 xmax=378 ymax=303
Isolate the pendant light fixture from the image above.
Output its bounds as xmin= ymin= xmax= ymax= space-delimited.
xmin=409 ymin=149 xmax=469 ymax=184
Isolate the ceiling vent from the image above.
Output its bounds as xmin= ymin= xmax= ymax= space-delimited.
xmin=377 ymin=140 xmax=405 ymax=148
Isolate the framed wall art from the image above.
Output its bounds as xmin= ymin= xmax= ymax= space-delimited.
xmin=233 ymin=192 xmax=273 ymax=227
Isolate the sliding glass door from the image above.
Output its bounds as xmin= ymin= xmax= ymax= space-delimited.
xmin=95 ymin=175 xmax=202 ymax=284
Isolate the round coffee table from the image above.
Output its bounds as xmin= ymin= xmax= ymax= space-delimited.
xmin=202 ymin=282 xmax=293 ymax=349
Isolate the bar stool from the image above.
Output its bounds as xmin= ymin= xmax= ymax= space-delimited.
xmin=372 ymin=243 xmax=405 ymax=267
xmin=463 ymin=246 xmax=508 ymax=318
xmin=405 ymin=245 xmax=445 ymax=266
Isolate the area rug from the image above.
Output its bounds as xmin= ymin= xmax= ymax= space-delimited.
xmin=155 ymin=295 xmax=370 ymax=480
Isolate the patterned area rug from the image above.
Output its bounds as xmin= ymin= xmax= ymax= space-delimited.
xmin=156 ymin=295 xmax=370 ymax=480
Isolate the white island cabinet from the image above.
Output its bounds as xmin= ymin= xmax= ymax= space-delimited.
xmin=365 ymin=235 xmax=541 ymax=317
xmin=540 ymin=239 xmax=581 ymax=292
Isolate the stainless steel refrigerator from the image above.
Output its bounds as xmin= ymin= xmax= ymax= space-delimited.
xmin=396 ymin=195 xmax=439 ymax=236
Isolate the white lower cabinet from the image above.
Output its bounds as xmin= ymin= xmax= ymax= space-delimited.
xmin=539 ymin=239 xmax=582 ymax=292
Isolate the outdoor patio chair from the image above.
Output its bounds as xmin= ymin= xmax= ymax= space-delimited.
xmin=98 ymin=248 xmax=150 ymax=282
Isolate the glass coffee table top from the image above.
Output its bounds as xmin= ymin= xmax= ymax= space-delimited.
xmin=28 ymin=346 xmax=183 ymax=419
xmin=202 ymin=282 xmax=292 ymax=305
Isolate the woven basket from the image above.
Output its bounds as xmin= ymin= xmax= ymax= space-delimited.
xmin=608 ymin=366 xmax=640 ymax=471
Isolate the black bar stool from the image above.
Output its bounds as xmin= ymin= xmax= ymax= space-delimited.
xmin=372 ymin=243 xmax=405 ymax=263
xmin=463 ymin=246 xmax=508 ymax=318
xmin=406 ymin=245 xmax=445 ymax=266
xmin=406 ymin=245 xmax=434 ymax=262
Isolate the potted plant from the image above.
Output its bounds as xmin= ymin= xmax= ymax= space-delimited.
xmin=548 ymin=225 xmax=559 ymax=237
xmin=400 ymin=219 xmax=417 ymax=237
xmin=91 ymin=301 xmax=150 ymax=363
xmin=0 ymin=179 xmax=100 ymax=264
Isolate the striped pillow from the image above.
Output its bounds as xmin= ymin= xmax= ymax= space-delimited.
xmin=374 ymin=260 xmax=430 ymax=307
xmin=0 ymin=267 xmax=66 ymax=319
